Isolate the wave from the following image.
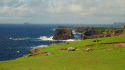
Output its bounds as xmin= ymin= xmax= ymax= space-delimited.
xmin=9 ymin=37 xmax=30 ymax=40
xmin=10 ymin=36 xmax=79 ymax=42
xmin=39 ymin=36 xmax=54 ymax=41
xmin=51 ymin=28 xmax=57 ymax=31
xmin=72 ymin=30 xmax=81 ymax=34
xmin=39 ymin=36 xmax=76 ymax=42
xmin=35 ymin=45 xmax=48 ymax=48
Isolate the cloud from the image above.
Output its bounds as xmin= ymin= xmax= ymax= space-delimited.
xmin=47 ymin=0 xmax=125 ymax=17
xmin=0 ymin=0 xmax=30 ymax=18
xmin=0 ymin=0 xmax=124 ymax=23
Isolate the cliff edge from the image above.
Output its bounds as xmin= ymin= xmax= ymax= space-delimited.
xmin=53 ymin=28 xmax=74 ymax=40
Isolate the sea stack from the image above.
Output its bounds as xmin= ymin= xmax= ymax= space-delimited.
xmin=53 ymin=28 xmax=74 ymax=40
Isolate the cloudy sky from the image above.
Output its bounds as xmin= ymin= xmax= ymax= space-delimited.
xmin=0 ymin=0 xmax=124 ymax=24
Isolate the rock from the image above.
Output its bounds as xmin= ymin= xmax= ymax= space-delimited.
xmin=47 ymin=52 xmax=54 ymax=55
xmin=104 ymin=34 xmax=111 ymax=37
xmin=58 ymin=26 xmax=69 ymax=28
xmin=85 ymin=30 xmax=101 ymax=36
xmin=85 ymin=48 xmax=92 ymax=52
xmin=28 ymin=54 xmax=32 ymax=57
xmin=29 ymin=47 xmax=41 ymax=55
xmin=106 ymin=49 xmax=111 ymax=51
xmin=51 ymin=43 xmax=56 ymax=45
xmin=93 ymin=40 xmax=101 ymax=42
xmin=81 ymin=29 xmax=102 ymax=40
xmin=105 ymin=29 xmax=123 ymax=36
xmin=73 ymin=27 xmax=94 ymax=33
xmin=81 ymin=35 xmax=88 ymax=40
xmin=67 ymin=46 xmax=76 ymax=51
xmin=53 ymin=28 xmax=74 ymax=40
xmin=80 ymin=27 xmax=123 ymax=40
xmin=124 ymin=25 xmax=125 ymax=28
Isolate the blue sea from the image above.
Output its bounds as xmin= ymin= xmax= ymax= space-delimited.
xmin=0 ymin=24 xmax=123 ymax=61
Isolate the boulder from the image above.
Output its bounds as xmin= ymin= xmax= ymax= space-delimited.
xmin=47 ymin=52 xmax=54 ymax=55
xmin=85 ymin=48 xmax=92 ymax=52
xmin=81 ymin=35 xmax=88 ymax=40
xmin=93 ymin=40 xmax=101 ymax=42
xmin=67 ymin=46 xmax=76 ymax=51
xmin=29 ymin=47 xmax=41 ymax=55
xmin=105 ymin=49 xmax=111 ymax=51
xmin=53 ymin=28 xmax=74 ymax=40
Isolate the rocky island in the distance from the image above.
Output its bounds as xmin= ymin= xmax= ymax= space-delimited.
xmin=24 ymin=22 xmax=31 ymax=24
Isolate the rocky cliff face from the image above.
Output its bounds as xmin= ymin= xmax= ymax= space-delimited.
xmin=73 ymin=27 xmax=94 ymax=33
xmin=81 ymin=29 xmax=123 ymax=40
xmin=53 ymin=28 xmax=74 ymax=40
xmin=84 ymin=30 xmax=102 ymax=36
xmin=105 ymin=29 xmax=123 ymax=36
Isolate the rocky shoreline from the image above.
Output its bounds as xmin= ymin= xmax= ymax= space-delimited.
xmin=26 ymin=25 xmax=125 ymax=58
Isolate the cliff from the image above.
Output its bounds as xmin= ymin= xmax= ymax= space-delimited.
xmin=53 ymin=28 xmax=74 ymax=40
xmin=81 ymin=29 xmax=123 ymax=40
xmin=73 ymin=27 xmax=94 ymax=33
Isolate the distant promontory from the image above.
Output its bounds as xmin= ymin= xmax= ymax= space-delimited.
xmin=24 ymin=22 xmax=31 ymax=24
xmin=114 ymin=22 xmax=125 ymax=25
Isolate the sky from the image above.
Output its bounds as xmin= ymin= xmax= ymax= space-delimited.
xmin=0 ymin=0 xmax=124 ymax=24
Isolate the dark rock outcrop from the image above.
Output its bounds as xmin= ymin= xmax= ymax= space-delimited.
xmin=73 ymin=27 xmax=94 ymax=33
xmin=105 ymin=29 xmax=123 ymax=36
xmin=84 ymin=30 xmax=102 ymax=36
xmin=58 ymin=26 xmax=69 ymax=28
xmin=81 ymin=29 xmax=123 ymax=40
xmin=81 ymin=35 xmax=88 ymax=40
xmin=53 ymin=28 xmax=74 ymax=40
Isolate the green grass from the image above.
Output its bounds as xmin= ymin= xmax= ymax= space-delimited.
xmin=0 ymin=28 xmax=125 ymax=70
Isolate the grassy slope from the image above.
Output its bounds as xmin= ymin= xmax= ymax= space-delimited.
xmin=0 ymin=29 xmax=125 ymax=70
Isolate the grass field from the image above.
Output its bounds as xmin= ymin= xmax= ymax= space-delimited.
xmin=0 ymin=28 xmax=125 ymax=70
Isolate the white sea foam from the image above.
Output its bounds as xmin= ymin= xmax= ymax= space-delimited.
xmin=17 ymin=51 xmax=19 ymax=53
xmin=61 ymin=39 xmax=75 ymax=42
xmin=72 ymin=30 xmax=81 ymax=34
xmin=30 ymin=45 xmax=48 ymax=48
xmin=51 ymin=28 xmax=56 ymax=31
xmin=10 ymin=36 xmax=79 ymax=42
xmin=39 ymin=36 xmax=53 ymax=41
xmin=36 ymin=45 xmax=48 ymax=48
xmin=9 ymin=37 xmax=29 ymax=40
xmin=39 ymin=36 xmax=76 ymax=42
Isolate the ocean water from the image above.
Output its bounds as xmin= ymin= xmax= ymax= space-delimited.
xmin=0 ymin=24 xmax=123 ymax=61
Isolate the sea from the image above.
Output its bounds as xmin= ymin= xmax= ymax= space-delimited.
xmin=0 ymin=23 xmax=123 ymax=61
